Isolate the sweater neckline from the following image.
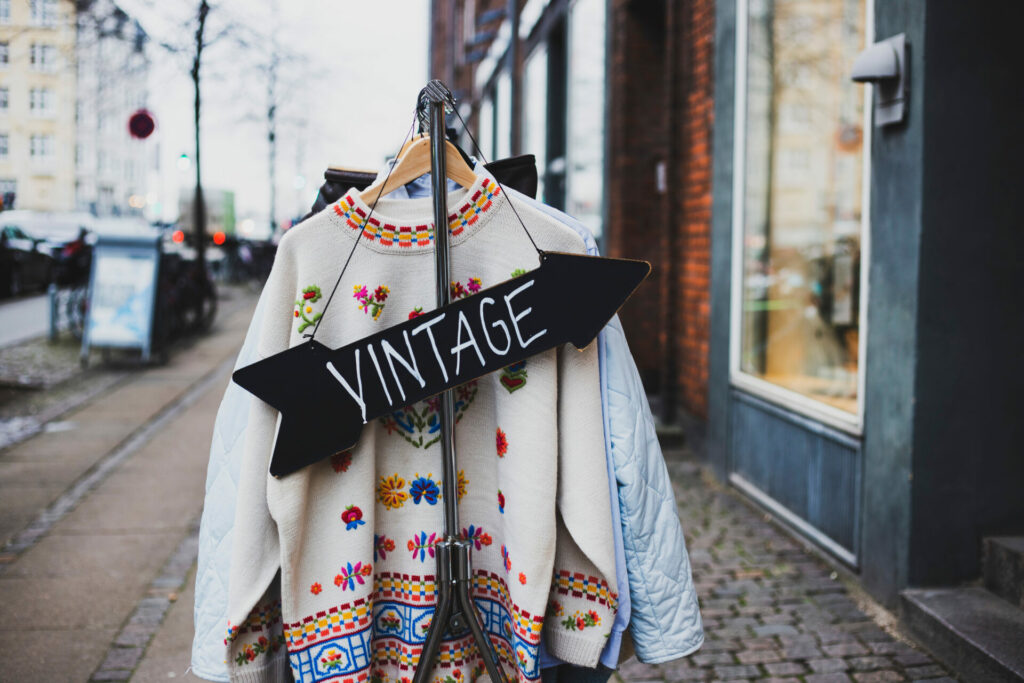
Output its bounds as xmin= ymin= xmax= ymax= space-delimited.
xmin=328 ymin=172 xmax=504 ymax=253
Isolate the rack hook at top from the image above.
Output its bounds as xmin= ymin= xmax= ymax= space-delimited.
xmin=416 ymin=80 xmax=456 ymax=134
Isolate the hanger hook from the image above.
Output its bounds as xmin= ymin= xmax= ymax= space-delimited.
xmin=417 ymin=80 xmax=456 ymax=135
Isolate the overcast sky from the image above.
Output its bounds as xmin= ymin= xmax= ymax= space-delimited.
xmin=118 ymin=0 xmax=429 ymax=233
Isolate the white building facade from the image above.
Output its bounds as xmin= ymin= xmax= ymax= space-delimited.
xmin=74 ymin=0 xmax=149 ymax=216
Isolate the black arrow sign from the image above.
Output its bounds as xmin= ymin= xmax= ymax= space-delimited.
xmin=232 ymin=252 xmax=651 ymax=477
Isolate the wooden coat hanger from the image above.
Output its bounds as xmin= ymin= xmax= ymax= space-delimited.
xmin=359 ymin=134 xmax=479 ymax=205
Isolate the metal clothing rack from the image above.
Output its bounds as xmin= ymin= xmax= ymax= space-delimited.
xmin=412 ymin=81 xmax=509 ymax=683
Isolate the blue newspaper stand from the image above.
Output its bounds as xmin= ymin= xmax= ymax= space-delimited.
xmin=80 ymin=233 xmax=162 ymax=366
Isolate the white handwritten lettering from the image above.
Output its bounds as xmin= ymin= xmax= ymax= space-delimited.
xmin=411 ymin=314 xmax=449 ymax=383
xmin=479 ymin=296 xmax=512 ymax=355
xmin=451 ymin=310 xmax=486 ymax=376
xmin=325 ymin=351 xmax=367 ymax=423
xmin=381 ymin=330 xmax=426 ymax=402
xmin=504 ymin=279 xmax=548 ymax=349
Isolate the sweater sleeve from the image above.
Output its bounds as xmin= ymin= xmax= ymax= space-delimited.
xmin=224 ymin=239 xmax=297 ymax=682
xmin=544 ymin=342 xmax=618 ymax=667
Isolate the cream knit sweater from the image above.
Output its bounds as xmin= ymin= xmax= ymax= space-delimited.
xmin=225 ymin=172 xmax=617 ymax=683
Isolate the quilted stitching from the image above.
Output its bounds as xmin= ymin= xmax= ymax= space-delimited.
xmin=191 ymin=293 xmax=267 ymax=682
xmin=604 ymin=318 xmax=703 ymax=662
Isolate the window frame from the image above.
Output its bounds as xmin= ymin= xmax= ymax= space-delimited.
xmin=728 ymin=0 xmax=875 ymax=435
xmin=30 ymin=43 xmax=57 ymax=72
xmin=30 ymin=0 xmax=58 ymax=27
xmin=29 ymin=87 xmax=55 ymax=117
xmin=30 ymin=133 xmax=54 ymax=159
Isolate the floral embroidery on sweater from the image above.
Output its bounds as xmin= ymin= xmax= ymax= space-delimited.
xmin=461 ymin=524 xmax=493 ymax=550
xmin=294 ymin=285 xmax=322 ymax=333
xmin=234 ymin=634 xmax=285 ymax=666
xmin=375 ymin=535 xmax=396 ymax=562
xmin=354 ymin=284 xmax=390 ymax=321
xmin=408 ymin=531 xmax=439 ymax=562
xmin=409 ymin=473 xmax=441 ymax=505
xmin=320 ymin=646 xmax=347 ymax=671
xmin=500 ymin=360 xmax=528 ymax=393
xmin=495 ymin=428 xmax=508 ymax=457
xmin=331 ymin=450 xmax=353 ymax=473
xmin=561 ymin=609 xmax=602 ymax=631
xmin=334 ymin=561 xmax=372 ymax=590
xmin=498 ymin=489 xmax=505 ymax=514
xmin=408 ymin=307 xmax=424 ymax=319
xmin=310 ymin=582 xmax=323 ymax=595
xmin=341 ymin=504 xmax=365 ymax=530
xmin=450 ymin=276 xmax=482 ymax=300
xmin=379 ymin=380 xmax=479 ymax=448
xmin=500 ymin=544 xmax=511 ymax=572
xmin=457 ymin=469 xmax=468 ymax=501
xmin=378 ymin=473 xmax=409 ymax=509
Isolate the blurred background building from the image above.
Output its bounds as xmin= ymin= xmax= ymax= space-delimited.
xmin=74 ymin=0 xmax=151 ymax=217
xmin=0 ymin=0 xmax=79 ymax=211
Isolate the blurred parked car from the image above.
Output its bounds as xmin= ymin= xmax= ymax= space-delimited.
xmin=0 ymin=224 xmax=54 ymax=296
xmin=1 ymin=211 xmax=96 ymax=287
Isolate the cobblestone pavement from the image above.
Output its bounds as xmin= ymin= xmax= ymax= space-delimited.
xmin=615 ymin=457 xmax=957 ymax=683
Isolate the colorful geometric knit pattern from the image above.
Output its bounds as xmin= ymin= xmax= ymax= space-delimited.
xmin=551 ymin=570 xmax=618 ymax=611
xmin=226 ymin=597 xmax=283 ymax=643
xmin=333 ymin=180 xmax=501 ymax=249
xmin=281 ymin=571 xmax=542 ymax=683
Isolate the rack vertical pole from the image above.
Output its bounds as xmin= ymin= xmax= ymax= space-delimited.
xmin=411 ymin=84 xmax=508 ymax=683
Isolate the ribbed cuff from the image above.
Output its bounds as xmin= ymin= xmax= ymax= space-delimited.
xmin=228 ymin=650 xmax=290 ymax=683
xmin=546 ymin=630 xmax=607 ymax=668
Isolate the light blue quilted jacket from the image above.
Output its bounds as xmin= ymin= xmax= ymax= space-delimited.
xmin=191 ymin=189 xmax=702 ymax=681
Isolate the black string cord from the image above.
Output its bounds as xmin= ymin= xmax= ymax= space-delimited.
xmin=450 ymin=105 xmax=543 ymax=256
xmin=306 ymin=113 xmax=418 ymax=341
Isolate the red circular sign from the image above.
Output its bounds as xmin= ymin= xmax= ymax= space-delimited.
xmin=128 ymin=109 xmax=156 ymax=139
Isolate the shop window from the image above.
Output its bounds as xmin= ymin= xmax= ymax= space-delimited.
xmin=543 ymin=15 xmax=567 ymax=210
xmin=736 ymin=0 xmax=869 ymax=423
xmin=477 ymin=93 xmax=494 ymax=161
xmin=495 ymin=72 xmax=511 ymax=160
xmin=566 ymin=0 xmax=607 ymax=239
xmin=523 ymin=46 xmax=548 ymax=201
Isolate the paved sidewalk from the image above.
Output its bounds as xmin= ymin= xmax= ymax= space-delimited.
xmin=0 ymin=293 xmax=49 ymax=349
xmin=0 ymin=291 xmax=257 ymax=681
xmin=614 ymin=458 xmax=956 ymax=683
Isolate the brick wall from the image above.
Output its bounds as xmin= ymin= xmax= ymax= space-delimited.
xmin=675 ymin=0 xmax=714 ymax=419
xmin=605 ymin=0 xmax=669 ymax=393
xmin=429 ymin=0 xmax=715 ymax=423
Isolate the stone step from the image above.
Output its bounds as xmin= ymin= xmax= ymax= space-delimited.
xmin=901 ymin=586 xmax=1024 ymax=682
xmin=985 ymin=536 xmax=1024 ymax=608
